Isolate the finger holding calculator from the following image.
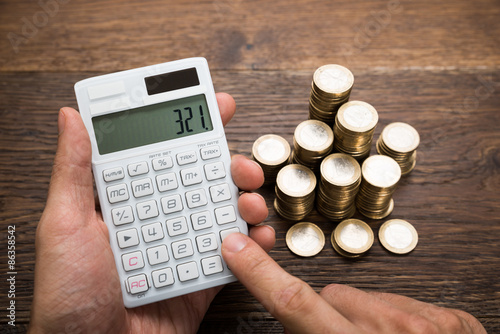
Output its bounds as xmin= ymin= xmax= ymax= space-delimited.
xmin=29 ymin=83 xmax=273 ymax=332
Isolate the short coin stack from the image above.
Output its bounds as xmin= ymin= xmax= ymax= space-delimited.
xmin=378 ymin=219 xmax=418 ymax=254
xmin=333 ymin=101 xmax=378 ymax=160
xmin=356 ymin=155 xmax=401 ymax=219
xmin=252 ymin=134 xmax=291 ymax=185
xmin=376 ymin=122 xmax=420 ymax=175
xmin=291 ymin=120 xmax=334 ymax=172
xmin=331 ymin=219 xmax=374 ymax=258
xmin=316 ymin=153 xmax=361 ymax=221
xmin=286 ymin=222 xmax=325 ymax=257
xmin=274 ymin=164 xmax=317 ymax=221
xmin=309 ymin=64 xmax=354 ymax=125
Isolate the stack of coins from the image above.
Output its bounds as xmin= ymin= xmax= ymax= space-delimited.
xmin=331 ymin=219 xmax=374 ymax=258
xmin=291 ymin=120 xmax=334 ymax=172
xmin=274 ymin=164 xmax=317 ymax=221
xmin=376 ymin=122 xmax=420 ymax=175
xmin=355 ymin=155 xmax=401 ymax=219
xmin=252 ymin=134 xmax=291 ymax=185
xmin=316 ymin=153 xmax=361 ymax=221
xmin=333 ymin=101 xmax=378 ymax=160
xmin=309 ymin=64 xmax=354 ymax=125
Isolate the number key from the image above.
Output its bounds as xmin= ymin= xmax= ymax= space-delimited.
xmin=141 ymin=222 xmax=164 ymax=243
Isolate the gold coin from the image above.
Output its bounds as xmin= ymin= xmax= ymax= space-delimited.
xmin=381 ymin=122 xmax=420 ymax=153
xmin=294 ymin=120 xmax=334 ymax=154
xmin=320 ymin=153 xmax=361 ymax=187
xmin=336 ymin=101 xmax=378 ymax=133
xmin=379 ymin=219 xmax=418 ymax=254
xmin=313 ymin=64 xmax=354 ymax=95
xmin=361 ymin=155 xmax=401 ymax=188
xmin=331 ymin=219 xmax=374 ymax=257
xmin=252 ymin=134 xmax=291 ymax=166
xmin=286 ymin=222 xmax=325 ymax=257
xmin=276 ymin=164 xmax=317 ymax=198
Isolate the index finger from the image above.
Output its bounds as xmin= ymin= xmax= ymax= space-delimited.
xmin=222 ymin=233 xmax=355 ymax=333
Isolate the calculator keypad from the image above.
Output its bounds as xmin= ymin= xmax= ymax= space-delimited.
xmin=102 ymin=145 xmax=242 ymax=302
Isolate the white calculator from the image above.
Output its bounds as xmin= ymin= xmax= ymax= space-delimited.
xmin=74 ymin=57 xmax=248 ymax=308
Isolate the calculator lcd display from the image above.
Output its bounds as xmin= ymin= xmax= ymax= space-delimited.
xmin=92 ymin=94 xmax=214 ymax=155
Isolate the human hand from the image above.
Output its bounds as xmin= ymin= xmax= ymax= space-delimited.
xmin=29 ymin=93 xmax=274 ymax=333
xmin=222 ymin=233 xmax=487 ymax=334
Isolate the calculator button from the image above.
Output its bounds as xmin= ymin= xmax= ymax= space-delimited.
xmin=191 ymin=211 xmax=213 ymax=231
xmin=196 ymin=233 xmax=218 ymax=253
xmin=152 ymin=156 xmax=173 ymax=171
xmin=200 ymin=146 xmax=221 ymax=160
xmin=161 ymin=194 xmax=183 ymax=215
xmin=122 ymin=251 xmax=145 ymax=272
xmin=166 ymin=217 xmax=189 ymax=237
xmin=136 ymin=200 xmax=159 ymax=220
xmin=107 ymin=183 xmax=129 ymax=204
xmin=215 ymin=205 xmax=237 ymax=225
xmin=156 ymin=173 xmax=178 ymax=192
xmin=209 ymin=183 xmax=232 ymax=203
xmin=152 ymin=267 xmax=175 ymax=288
xmin=103 ymin=166 xmax=125 ymax=182
xmin=180 ymin=167 xmax=203 ymax=186
xmin=128 ymin=161 xmax=149 ymax=176
xmin=117 ymin=228 xmax=140 ymax=249
xmin=172 ymin=239 xmax=194 ymax=259
xmin=185 ymin=188 xmax=208 ymax=209
xmin=141 ymin=222 xmax=164 ymax=243
xmin=126 ymin=273 xmax=149 ymax=294
xmin=201 ymin=256 xmax=224 ymax=275
xmin=177 ymin=261 xmax=199 ymax=282
xmin=131 ymin=178 xmax=154 ymax=198
xmin=220 ymin=227 xmax=240 ymax=242
xmin=147 ymin=245 xmax=170 ymax=266
xmin=176 ymin=151 xmax=197 ymax=165
xmin=204 ymin=162 xmax=226 ymax=181
xmin=111 ymin=206 xmax=134 ymax=226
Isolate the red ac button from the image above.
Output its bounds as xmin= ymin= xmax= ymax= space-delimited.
xmin=127 ymin=274 xmax=149 ymax=294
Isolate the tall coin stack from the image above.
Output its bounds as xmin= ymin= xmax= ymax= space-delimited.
xmin=309 ymin=64 xmax=354 ymax=125
xmin=274 ymin=164 xmax=317 ymax=221
xmin=355 ymin=155 xmax=401 ymax=219
xmin=376 ymin=122 xmax=420 ymax=175
xmin=252 ymin=134 xmax=291 ymax=185
xmin=333 ymin=101 xmax=379 ymax=160
xmin=291 ymin=120 xmax=334 ymax=172
xmin=316 ymin=153 xmax=361 ymax=221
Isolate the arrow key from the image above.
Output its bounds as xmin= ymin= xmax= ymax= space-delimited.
xmin=117 ymin=228 xmax=139 ymax=249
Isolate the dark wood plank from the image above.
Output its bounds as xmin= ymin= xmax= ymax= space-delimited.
xmin=0 ymin=0 xmax=499 ymax=72
xmin=1 ymin=68 xmax=499 ymax=333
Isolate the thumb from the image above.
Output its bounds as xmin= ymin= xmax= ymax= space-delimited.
xmin=44 ymin=107 xmax=95 ymax=223
xmin=222 ymin=233 xmax=353 ymax=333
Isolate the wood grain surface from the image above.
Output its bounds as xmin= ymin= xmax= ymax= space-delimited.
xmin=0 ymin=0 xmax=499 ymax=333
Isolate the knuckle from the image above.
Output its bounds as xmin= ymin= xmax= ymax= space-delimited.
xmin=270 ymin=279 xmax=314 ymax=318
xmin=406 ymin=313 xmax=439 ymax=334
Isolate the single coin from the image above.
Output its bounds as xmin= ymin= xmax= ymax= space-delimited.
xmin=294 ymin=120 xmax=334 ymax=152
xmin=379 ymin=219 xmax=418 ymax=254
xmin=321 ymin=153 xmax=361 ymax=187
xmin=332 ymin=219 xmax=374 ymax=257
xmin=286 ymin=222 xmax=325 ymax=257
xmin=362 ymin=155 xmax=401 ymax=188
xmin=313 ymin=64 xmax=354 ymax=95
xmin=381 ymin=122 xmax=420 ymax=153
xmin=276 ymin=164 xmax=317 ymax=197
xmin=252 ymin=134 xmax=291 ymax=165
xmin=337 ymin=101 xmax=378 ymax=133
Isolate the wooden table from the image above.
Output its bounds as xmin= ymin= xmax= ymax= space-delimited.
xmin=1 ymin=0 xmax=499 ymax=332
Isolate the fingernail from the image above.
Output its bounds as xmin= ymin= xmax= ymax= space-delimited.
xmin=58 ymin=109 xmax=66 ymax=135
xmin=223 ymin=233 xmax=249 ymax=253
